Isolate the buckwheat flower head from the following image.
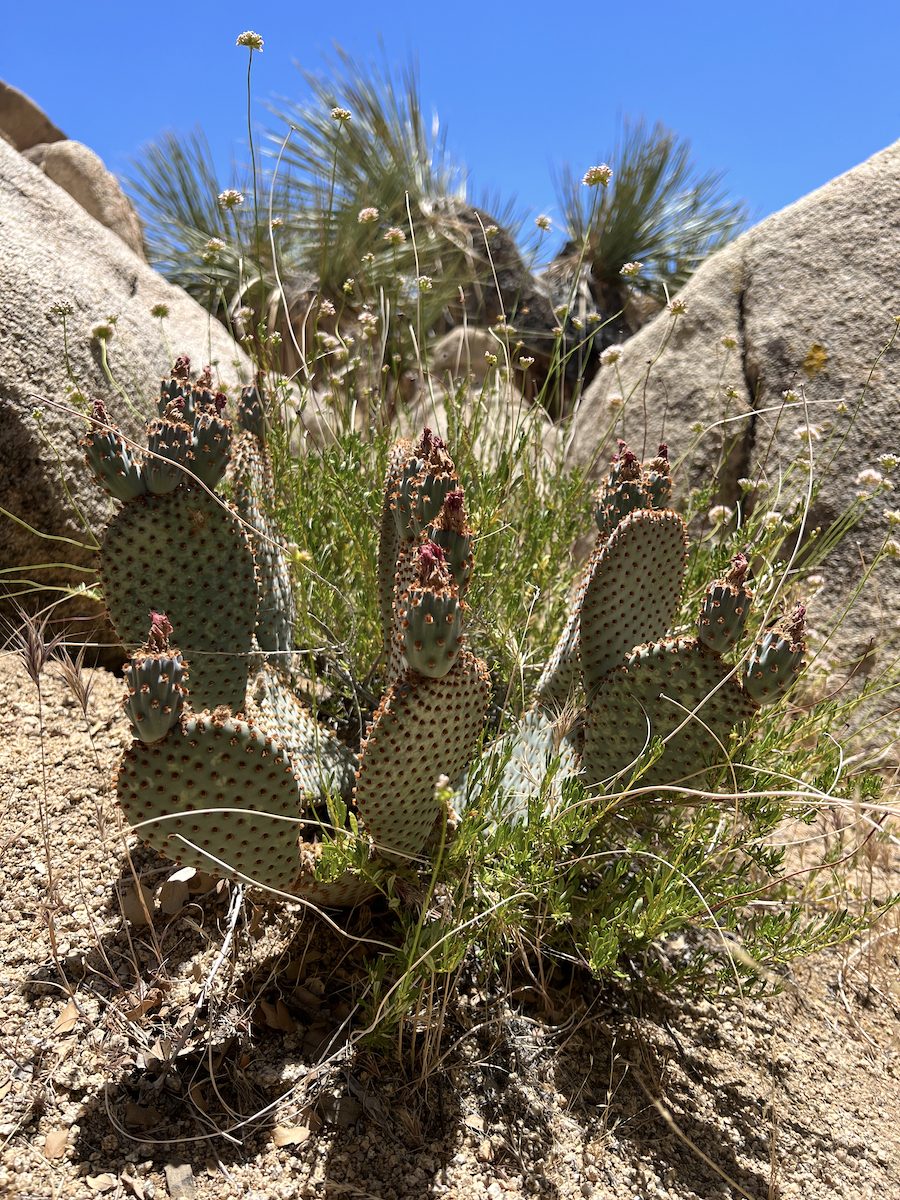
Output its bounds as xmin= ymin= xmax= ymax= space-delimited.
xmin=884 ymin=539 xmax=900 ymax=558
xmin=205 ymin=237 xmax=226 ymax=252
xmin=763 ymin=511 xmax=783 ymax=529
xmin=587 ymin=312 xmax=601 ymax=324
xmin=794 ymin=424 xmax=823 ymax=442
xmin=583 ymin=164 xmax=613 ymax=187
xmin=484 ymin=225 xmax=499 ymax=239
xmin=783 ymin=389 xmax=800 ymax=403
xmin=236 ymin=31 xmax=263 ymax=50
xmin=417 ymin=276 xmax=433 ymax=291
xmin=361 ymin=252 xmax=375 ymax=266
xmin=884 ymin=508 xmax=900 ymax=526
xmin=554 ymin=305 xmax=569 ymax=319
xmin=720 ymin=334 xmax=738 ymax=350
xmin=879 ymin=453 xmax=899 ymax=471
xmin=737 ymin=478 xmax=753 ymax=490
xmin=724 ymin=386 xmax=740 ymax=400
xmin=383 ymin=227 xmax=406 ymax=245
xmin=552 ymin=325 xmax=563 ymax=336
xmin=535 ymin=214 xmax=551 ymax=231
xmin=359 ymin=310 xmax=378 ymax=334
xmin=218 ymin=189 xmax=245 ymax=210
xmin=607 ymin=394 xmax=624 ymax=409
xmin=91 ymin=322 xmax=115 ymax=342
xmin=807 ymin=574 xmax=826 ymax=590
xmin=319 ymin=298 xmax=336 ymax=316
xmin=342 ymin=279 xmax=355 ymax=294
xmin=493 ymin=320 xmax=516 ymax=334
xmin=601 ymin=346 xmax=622 ymax=366
xmin=150 ymin=303 xmax=169 ymax=319
xmin=47 ymin=300 xmax=74 ymax=318
xmin=357 ymin=207 xmax=379 ymax=224
xmin=270 ymin=216 xmax=284 ymax=228
xmin=331 ymin=107 xmax=352 ymax=122
xmin=856 ymin=469 xmax=883 ymax=487
xmin=518 ymin=356 xmax=534 ymax=369
xmin=619 ymin=261 xmax=642 ymax=279
xmin=572 ymin=317 xmax=584 ymax=330
xmin=708 ymin=505 xmax=733 ymax=524
xmin=484 ymin=352 xmax=498 ymax=366
xmin=667 ymin=297 xmax=688 ymax=316
xmin=691 ymin=422 xmax=705 ymax=433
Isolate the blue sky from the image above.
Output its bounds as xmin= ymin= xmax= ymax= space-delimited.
xmin=4 ymin=1 xmax=900 ymax=248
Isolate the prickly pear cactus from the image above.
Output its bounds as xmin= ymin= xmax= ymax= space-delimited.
xmin=742 ymin=603 xmax=807 ymax=705
xmin=92 ymin=371 xmax=489 ymax=904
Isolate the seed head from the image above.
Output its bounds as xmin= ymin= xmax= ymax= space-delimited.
xmin=91 ymin=322 xmax=115 ymax=342
xmin=150 ymin=303 xmax=170 ymax=319
xmin=236 ymin=31 xmax=263 ymax=50
xmin=535 ymin=214 xmax=551 ymax=231
xmin=666 ymin=297 xmax=688 ymax=316
xmin=600 ymin=346 xmax=621 ymax=366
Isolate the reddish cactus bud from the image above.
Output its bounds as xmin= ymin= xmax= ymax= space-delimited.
xmin=171 ymin=355 xmax=191 ymax=382
xmin=214 ymin=392 xmax=227 ymax=414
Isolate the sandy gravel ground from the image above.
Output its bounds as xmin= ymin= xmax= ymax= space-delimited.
xmin=1 ymin=650 xmax=899 ymax=1200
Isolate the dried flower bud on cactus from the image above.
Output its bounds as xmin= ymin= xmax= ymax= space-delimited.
xmin=402 ymin=542 xmax=464 ymax=678
xmin=122 ymin=611 xmax=188 ymax=744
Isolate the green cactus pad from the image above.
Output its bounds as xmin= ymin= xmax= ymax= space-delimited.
xmin=82 ymin=425 xmax=147 ymax=503
xmin=230 ymin=430 xmax=296 ymax=658
xmin=401 ymin=545 xmax=464 ymax=678
xmin=246 ymin=665 xmax=357 ymax=799
xmin=497 ymin=705 xmax=580 ymax=822
xmin=117 ymin=711 xmax=306 ymax=890
xmin=99 ymin=488 xmax=257 ymax=713
xmin=144 ymin=416 xmax=194 ymax=494
xmin=533 ymin=606 xmax=581 ymax=706
xmin=698 ymin=554 xmax=753 ymax=655
xmin=379 ymin=439 xmax=415 ymax=655
xmin=580 ymin=509 xmax=687 ymax=700
xmin=742 ymin=604 xmax=806 ymax=705
xmin=582 ymin=638 xmax=757 ymax=789
xmin=192 ymin=409 xmax=233 ymax=490
xmin=354 ymin=650 xmax=490 ymax=862
xmin=123 ymin=650 xmax=187 ymax=744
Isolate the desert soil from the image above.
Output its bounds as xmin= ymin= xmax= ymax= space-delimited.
xmin=0 ymin=650 xmax=899 ymax=1200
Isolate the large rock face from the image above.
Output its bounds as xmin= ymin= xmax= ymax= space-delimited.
xmin=0 ymin=136 xmax=250 ymax=658
xmin=0 ymin=81 xmax=65 ymax=151
xmin=23 ymin=140 xmax=146 ymax=259
xmin=567 ymin=140 xmax=900 ymax=695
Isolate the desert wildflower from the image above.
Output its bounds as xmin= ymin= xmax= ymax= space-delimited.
xmin=518 ymin=356 xmax=534 ymax=369
xmin=331 ymin=107 xmax=352 ymax=122
xmin=879 ymin=453 xmax=900 ymax=471
xmin=763 ymin=511 xmax=783 ymax=529
xmin=417 ymin=276 xmax=433 ymax=291
xmin=720 ymin=334 xmax=738 ymax=349
xmin=319 ymin=298 xmax=336 ymax=316
xmin=205 ymin=237 xmax=226 ymax=252
xmin=218 ymin=189 xmax=245 ymax=210
xmin=342 ymin=279 xmax=355 ymax=294
xmin=667 ymin=297 xmax=688 ymax=316
xmin=535 ymin=214 xmax=551 ymax=231
xmin=885 ymin=509 xmax=900 ymax=526
xmin=836 ymin=399 xmax=849 ymax=413
xmin=484 ymin=352 xmax=498 ymax=366
xmin=583 ymin=164 xmax=613 ymax=187
xmin=384 ymin=227 xmax=406 ymax=245
xmin=607 ymin=394 xmax=624 ymax=409
xmin=47 ymin=300 xmax=74 ymax=318
xmin=270 ymin=216 xmax=284 ymax=228
xmin=619 ymin=261 xmax=642 ymax=279
xmin=884 ymin=539 xmax=900 ymax=558
xmin=807 ymin=574 xmax=825 ymax=590
xmin=359 ymin=311 xmax=378 ymax=335
xmin=484 ymin=225 xmax=499 ymax=239
xmin=587 ymin=313 xmax=601 ymax=324
xmin=856 ymin=469 xmax=884 ymax=488
xmin=150 ymin=304 xmax=170 ymax=319
xmin=601 ymin=346 xmax=622 ymax=366
xmin=358 ymin=207 xmax=379 ymax=224
xmin=793 ymin=424 xmax=823 ymax=442
xmin=236 ymin=31 xmax=263 ymax=50
xmin=708 ymin=505 xmax=733 ymax=524
xmin=91 ymin=321 xmax=115 ymax=342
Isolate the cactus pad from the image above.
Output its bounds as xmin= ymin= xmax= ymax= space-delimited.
xmin=580 ymin=509 xmax=687 ymax=700
xmin=698 ymin=554 xmax=753 ymax=655
xmin=497 ymin=705 xmax=580 ymax=821
xmin=743 ymin=604 xmax=806 ymax=705
xmin=582 ymin=638 xmax=757 ymax=789
xmin=354 ymin=650 xmax=490 ymax=861
xmin=99 ymin=488 xmax=257 ymax=713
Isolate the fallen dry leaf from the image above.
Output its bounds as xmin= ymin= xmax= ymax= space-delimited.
xmin=85 ymin=1174 xmax=117 ymax=1193
xmin=124 ymin=1103 xmax=161 ymax=1128
xmin=122 ymin=988 xmax=163 ymax=1023
xmin=43 ymin=1129 xmax=68 ymax=1158
xmin=189 ymin=1082 xmax=208 ymax=1114
xmin=121 ymin=883 xmax=156 ymax=925
xmin=272 ymin=1125 xmax=311 ymax=1146
xmin=52 ymin=998 xmax=80 ymax=1035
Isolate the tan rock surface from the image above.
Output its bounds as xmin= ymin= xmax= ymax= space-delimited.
xmin=568 ymin=139 xmax=900 ymax=687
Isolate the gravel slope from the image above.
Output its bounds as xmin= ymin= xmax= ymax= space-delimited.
xmin=1 ymin=650 xmax=898 ymax=1200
